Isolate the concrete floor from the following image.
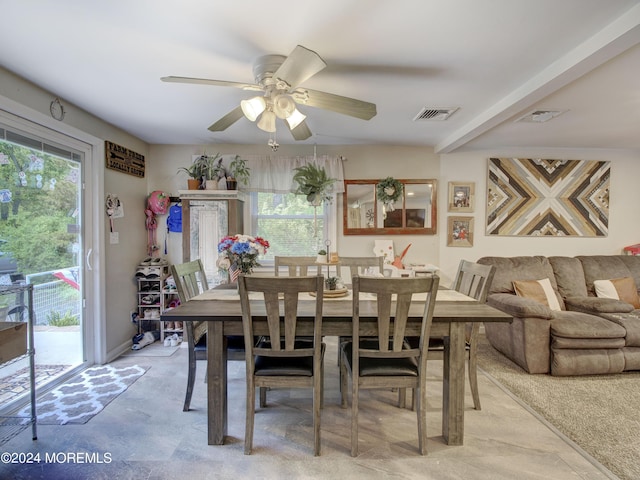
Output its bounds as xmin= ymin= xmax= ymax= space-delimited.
xmin=1 ymin=336 xmax=617 ymax=480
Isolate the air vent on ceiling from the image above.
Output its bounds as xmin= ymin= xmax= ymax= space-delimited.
xmin=516 ymin=109 xmax=567 ymax=123
xmin=413 ymin=107 xmax=459 ymax=121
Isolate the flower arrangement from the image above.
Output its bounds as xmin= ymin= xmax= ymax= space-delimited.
xmin=376 ymin=177 xmax=403 ymax=211
xmin=217 ymin=234 xmax=270 ymax=275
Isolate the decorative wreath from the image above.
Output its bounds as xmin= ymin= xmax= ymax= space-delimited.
xmin=376 ymin=177 xmax=403 ymax=205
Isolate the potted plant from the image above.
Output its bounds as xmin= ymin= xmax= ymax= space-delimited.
xmin=177 ymin=159 xmax=205 ymax=190
xmin=226 ymin=156 xmax=250 ymax=190
xmin=325 ymin=276 xmax=339 ymax=290
xmin=293 ymin=164 xmax=336 ymax=206
xmin=316 ymin=249 xmax=327 ymax=263
xmin=202 ymin=154 xmax=225 ymax=190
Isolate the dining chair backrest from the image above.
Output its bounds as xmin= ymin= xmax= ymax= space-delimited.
xmin=171 ymin=259 xmax=209 ymax=303
xmin=339 ymin=256 xmax=384 ymax=279
xmin=452 ymin=259 xmax=495 ymax=303
xmin=352 ymin=275 xmax=439 ymax=362
xmin=274 ymin=256 xmax=321 ymax=276
xmin=239 ymin=274 xmax=324 ymax=356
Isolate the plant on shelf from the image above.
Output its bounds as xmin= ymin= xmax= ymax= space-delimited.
xmin=325 ymin=276 xmax=339 ymax=290
xmin=293 ymin=164 xmax=336 ymax=206
xmin=226 ymin=156 xmax=250 ymax=190
xmin=316 ymin=249 xmax=327 ymax=263
xmin=202 ymin=153 xmax=225 ymax=189
xmin=377 ymin=176 xmax=404 ymax=211
xmin=177 ymin=158 xmax=206 ymax=189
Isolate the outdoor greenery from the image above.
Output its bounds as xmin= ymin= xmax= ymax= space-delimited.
xmin=47 ymin=309 xmax=80 ymax=326
xmin=0 ymin=141 xmax=79 ymax=275
xmin=253 ymin=192 xmax=326 ymax=259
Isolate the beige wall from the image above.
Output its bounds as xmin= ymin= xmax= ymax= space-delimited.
xmin=0 ymin=67 xmax=150 ymax=362
xmin=148 ymin=143 xmax=441 ymax=272
xmin=438 ymin=148 xmax=640 ymax=286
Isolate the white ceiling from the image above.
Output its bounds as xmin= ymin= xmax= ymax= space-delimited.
xmin=1 ymin=0 xmax=639 ymax=153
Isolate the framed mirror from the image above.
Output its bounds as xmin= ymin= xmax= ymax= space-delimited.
xmin=343 ymin=179 xmax=437 ymax=235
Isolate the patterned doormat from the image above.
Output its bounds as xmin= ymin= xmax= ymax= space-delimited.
xmin=0 ymin=364 xmax=70 ymax=406
xmin=19 ymin=364 xmax=149 ymax=425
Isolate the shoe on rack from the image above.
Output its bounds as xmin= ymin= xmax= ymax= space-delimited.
xmin=164 ymin=336 xmax=172 ymax=347
xmin=135 ymin=267 xmax=151 ymax=278
xmin=150 ymin=257 xmax=169 ymax=266
xmin=140 ymin=257 xmax=154 ymax=266
xmin=170 ymin=334 xmax=178 ymax=347
xmin=165 ymin=321 xmax=174 ymax=330
xmin=141 ymin=294 xmax=159 ymax=305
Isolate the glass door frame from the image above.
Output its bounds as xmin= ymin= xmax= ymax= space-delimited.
xmin=0 ymin=103 xmax=103 ymax=367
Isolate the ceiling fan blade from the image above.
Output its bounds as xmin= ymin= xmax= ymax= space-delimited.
xmin=208 ymin=106 xmax=244 ymax=132
xmin=289 ymin=120 xmax=312 ymax=141
xmin=161 ymin=76 xmax=262 ymax=92
xmin=273 ymin=45 xmax=327 ymax=87
xmin=296 ymin=88 xmax=376 ymax=120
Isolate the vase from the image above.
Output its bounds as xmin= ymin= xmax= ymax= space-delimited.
xmin=205 ymin=179 xmax=218 ymax=190
xmin=226 ymin=179 xmax=237 ymax=190
xmin=316 ymin=254 xmax=327 ymax=263
xmin=187 ymin=179 xmax=200 ymax=190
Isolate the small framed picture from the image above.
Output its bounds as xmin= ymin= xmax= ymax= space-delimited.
xmin=447 ymin=216 xmax=474 ymax=247
xmin=448 ymin=181 xmax=475 ymax=213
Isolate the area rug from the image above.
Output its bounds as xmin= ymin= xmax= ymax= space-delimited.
xmin=477 ymin=336 xmax=640 ymax=480
xmin=0 ymin=364 xmax=70 ymax=405
xmin=18 ymin=364 xmax=149 ymax=425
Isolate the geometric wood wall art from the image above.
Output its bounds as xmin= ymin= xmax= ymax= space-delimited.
xmin=487 ymin=158 xmax=609 ymax=237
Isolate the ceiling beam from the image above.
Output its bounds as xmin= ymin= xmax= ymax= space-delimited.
xmin=435 ymin=4 xmax=640 ymax=154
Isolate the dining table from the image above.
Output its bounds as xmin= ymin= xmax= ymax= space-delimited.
xmin=161 ymin=285 xmax=512 ymax=446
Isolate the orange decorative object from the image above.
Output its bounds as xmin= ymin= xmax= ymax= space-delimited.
xmin=392 ymin=244 xmax=412 ymax=269
xmin=623 ymin=244 xmax=640 ymax=255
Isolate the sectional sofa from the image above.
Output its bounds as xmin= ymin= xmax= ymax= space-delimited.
xmin=476 ymin=255 xmax=640 ymax=376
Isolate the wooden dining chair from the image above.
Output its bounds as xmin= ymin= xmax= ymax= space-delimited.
xmin=340 ymin=275 xmax=439 ymax=456
xmin=171 ymin=260 xmax=209 ymax=412
xmin=335 ymin=256 xmax=385 ymax=366
xmin=401 ymin=259 xmax=495 ymax=411
xmin=171 ymin=260 xmax=246 ymax=412
xmin=238 ymin=274 xmax=325 ymax=455
xmin=274 ymin=256 xmax=321 ymax=276
xmin=338 ymin=256 xmax=384 ymax=280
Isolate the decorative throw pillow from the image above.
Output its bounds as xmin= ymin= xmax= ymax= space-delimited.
xmin=593 ymin=277 xmax=640 ymax=308
xmin=513 ymin=278 xmax=562 ymax=311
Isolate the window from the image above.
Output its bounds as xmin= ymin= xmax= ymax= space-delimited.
xmin=250 ymin=192 xmax=331 ymax=263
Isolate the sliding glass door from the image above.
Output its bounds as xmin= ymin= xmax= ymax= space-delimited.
xmin=0 ymin=118 xmax=89 ymax=410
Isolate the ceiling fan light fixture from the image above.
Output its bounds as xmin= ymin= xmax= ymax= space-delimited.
xmin=240 ymin=96 xmax=266 ymax=122
xmin=285 ymin=108 xmax=306 ymax=130
xmin=273 ymin=94 xmax=296 ymax=119
xmin=257 ymin=110 xmax=277 ymax=132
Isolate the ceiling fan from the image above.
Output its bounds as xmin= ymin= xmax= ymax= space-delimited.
xmin=161 ymin=45 xmax=377 ymax=142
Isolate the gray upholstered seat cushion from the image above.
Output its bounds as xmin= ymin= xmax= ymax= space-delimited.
xmin=550 ymin=311 xmax=627 ymax=339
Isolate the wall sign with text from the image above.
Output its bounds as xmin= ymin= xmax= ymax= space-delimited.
xmin=105 ymin=141 xmax=145 ymax=178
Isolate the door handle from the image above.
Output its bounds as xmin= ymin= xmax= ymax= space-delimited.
xmin=86 ymin=248 xmax=93 ymax=271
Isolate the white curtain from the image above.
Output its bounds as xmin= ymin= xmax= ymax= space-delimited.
xmin=239 ymin=155 xmax=345 ymax=194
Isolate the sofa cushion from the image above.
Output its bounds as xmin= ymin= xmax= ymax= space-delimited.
xmin=563 ymin=296 xmax=634 ymax=314
xmin=593 ymin=277 xmax=640 ymax=308
xmin=478 ymin=256 xmax=565 ymax=309
xmin=514 ymin=278 xmax=562 ymax=311
xmin=549 ymin=256 xmax=588 ymax=298
xmin=577 ymin=256 xmax=634 ymax=296
xmin=598 ymin=311 xmax=640 ymax=347
xmin=487 ymin=293 xmax=553 ymax=319
xmin=550 ymin=311 xmax=627 ymax=339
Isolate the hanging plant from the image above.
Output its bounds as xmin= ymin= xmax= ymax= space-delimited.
xmin=377 ymin=177 xmax=403 ymax=211
xmin=293 ymin=164 xmax=336 ymax=206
